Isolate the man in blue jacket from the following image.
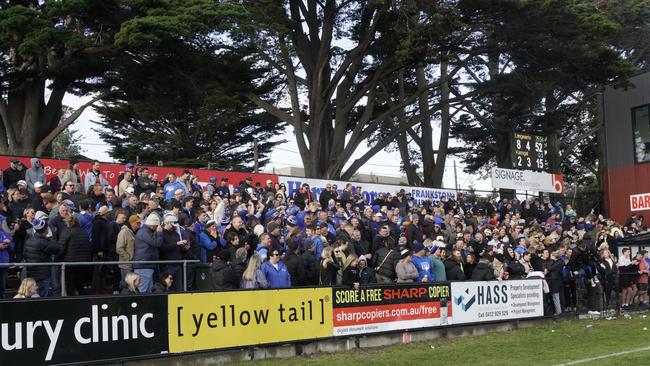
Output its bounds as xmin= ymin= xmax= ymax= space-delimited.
xmin=411 ymin=243 xmax=435 ymax=283
xmin=261 ymin=250 xmax=291 ymax=288
xmin=133 ymin=213 xmax=163 ymax=292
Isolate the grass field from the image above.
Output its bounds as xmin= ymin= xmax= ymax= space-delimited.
xmin=232 ymin=313 xmax=650 ymax=366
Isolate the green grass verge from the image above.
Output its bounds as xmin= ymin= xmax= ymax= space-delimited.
xmin=231 ymin=313 xmax=650 ymax=366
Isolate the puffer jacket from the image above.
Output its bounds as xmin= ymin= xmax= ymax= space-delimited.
xmin=59 ymin=226 xmax=92 ymax=262
xmin=133 ymin=226 xmax=163 ymax=269
xmin=23 ymin=233 xmax=58 ymax=281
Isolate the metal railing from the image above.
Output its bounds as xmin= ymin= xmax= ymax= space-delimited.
xmin=0 ymin=260 xmax=199 ymax=295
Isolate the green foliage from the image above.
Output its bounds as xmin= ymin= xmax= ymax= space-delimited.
xmin=52 ymin=128 xmax=86 ymax=160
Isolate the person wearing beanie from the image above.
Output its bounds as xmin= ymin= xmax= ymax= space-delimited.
xmin=132 ymin=213 xmax=163 ymax=293
xmin=22 ymin=218 xmax=57 ymax=297
xmin=160 ymin=211 xmax=189 ymax=291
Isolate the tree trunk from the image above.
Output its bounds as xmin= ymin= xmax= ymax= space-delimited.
xmin=431 ymin=56 xmax=450 ymax=187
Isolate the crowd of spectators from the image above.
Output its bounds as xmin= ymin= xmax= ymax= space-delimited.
xmin=0 ymin=157 xmax=647 ymax=316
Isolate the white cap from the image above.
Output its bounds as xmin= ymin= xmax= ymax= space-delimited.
xmin=144 ymin=214 xmax=160 ymax=226
xmin=34 ymin=182 xmax=43 ymax=188
xmin=125 ymin=187 xmax=135 ymax=195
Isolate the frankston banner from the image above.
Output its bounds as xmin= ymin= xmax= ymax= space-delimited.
xmin=0 ymin=295 xmax=168 ymax=365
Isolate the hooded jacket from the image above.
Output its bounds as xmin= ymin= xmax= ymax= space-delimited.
xmin=25 ymin=158 xmax=45 ymax=193
xmin=59 ymin=226 xmax=92 ymax=263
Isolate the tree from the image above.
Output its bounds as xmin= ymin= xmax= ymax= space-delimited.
xmin=0 ymin=0 xmax=227 ymax=157
xmin=449 ymin=0 xmax=633 ymax=181
xmin=94 ymin=42 xmax=285 ymax=171
xmin=52 ymin=127 xmax=86 ymax=160
xmin=236 ymin=0 xmax=441 ymax=179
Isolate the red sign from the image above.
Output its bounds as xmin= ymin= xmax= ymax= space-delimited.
xmin=630 ymin=193 xmax=650 ymax=212
xmin=0 ymin=155 xmax=277 ymax=190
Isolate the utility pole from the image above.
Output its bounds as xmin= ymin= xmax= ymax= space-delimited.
xmin=453 ymin=159 xmax=459 ymax=192
xmin=253 ymin=140 xmax=259 ymax=173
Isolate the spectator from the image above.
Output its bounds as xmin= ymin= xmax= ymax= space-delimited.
xmin=0 ymin=215 xmax=14 ymax=298
xmin=152 ymin=272 xmax=174 ymax=293
xmin=210 ymin=255 xmax=234 ymax=290
xmin=25 ymin=158 xmax=45 ymax=194
xmin=120 ymin=272 xmax=141 ymax=295
xmin=301 ymin=238 xmax=320 ymax=286
xmin=23 ymin=218 xmax=57 ymax=297
xmin=411 ymin=243 xmax=435 ymax=283
xmin=160 ymin=212 xmax=189 ymax=290
xmin=58 ymin=214 xmax=92 ymax=295
xmin=396 ymin=249 xmax=418 ymax=283
xmin=357 ymin=256 xmax=376 ymax=284
xmin=283 ymin=238 xmax=305 ymax=286
xmin=471 ymin=258 xmax=496 ymax=281
xmin=444 ymin=250 xmax=466 ymax=281
xmin=428 ymin=244 xmax=447 ymax=282
xmin=49 ymin=168 xmax=65 ymax=193
xmin=261 ymin=249 xmax=291 ymax=288
xmin=133 ymin=213 xmax=163 ymax=293
xmin=228 ymin=247 xmax=248 ymax=288
xmin=198 ymin=220 xmax=220 ymax=263
xmin=13 ymin=278 xmax=39 ymax=299
xmin=374 ymin=240 xmax=399 ymax=283
xmin=4 ymin=158 xmax=25 ymax=188
xmin=84 ymin=161 xmax=109 ymax=193
xmin=241 ymin=253 xmax=268 ymax=289
xmin=342 ymin=254 xmax=360 ymax=288
xmin=319 ymin=247 xmax=340 ymax=286
xmin=62 ymin=160 xmax=83 ymax=194
xmin=116 ymin=215 xmax=140 ymax=281
xmin=637 ymin=250 xmax=649 ymax=307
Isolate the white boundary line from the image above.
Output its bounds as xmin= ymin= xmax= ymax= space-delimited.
xmin=554 ymin=345 xmax=650 ymax=365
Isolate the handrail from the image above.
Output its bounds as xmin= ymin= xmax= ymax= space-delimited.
xmin=2 ymin=260 xmax=200 ymax=295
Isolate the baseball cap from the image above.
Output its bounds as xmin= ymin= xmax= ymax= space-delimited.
xmin=413 ymin=243 xmax=425 ymax=252
xmin=34 ymin=182 xmax=43 ymax=189
xmin=125 ymin=163 xmax=134 ymax=169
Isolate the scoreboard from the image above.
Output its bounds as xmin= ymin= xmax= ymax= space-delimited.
xmin=511 ymin=132 xmax=548 ymax=171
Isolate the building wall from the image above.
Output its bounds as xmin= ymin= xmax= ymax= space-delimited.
xmin=604 ymin=71 xmax=650 ymax=223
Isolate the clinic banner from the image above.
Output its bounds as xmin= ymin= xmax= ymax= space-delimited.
xmin=0 ymin=295 xmax=168 ymax=365
xmin=450 ymin=279 xmax=544 ymax=324
xmin=278 ymin=176 xmax=456 ymax=206
xmin=491 ymin=167 xmax=564 ymax=194
xmin=167 ymin=288 xmax=333 ymax=353
xmin=332 ymin=284 xmax=452 ymax=336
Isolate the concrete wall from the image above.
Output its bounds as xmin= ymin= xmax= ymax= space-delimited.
xmin=119 ymin=318 xmax=549 ymax=366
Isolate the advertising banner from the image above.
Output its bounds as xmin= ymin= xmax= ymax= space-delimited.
xmin=491 ymin=167 xmax=564 ymax=194
xmin=167 ymin=288 xmax=333 ymax=353
xmin=332 ymin=284 xmax=452 ymax=336
xmin=278 ymin=176 xmax=456 ymax=206
xmin=450 ymin=280 xmax=544 ymax=325
xmin=0 ymin=155 xmax=277 ymax=190
xmin=0 ymin=295 xmax=168 ymax=365
xmin=630 ymin=193 xmax=650 ymax=212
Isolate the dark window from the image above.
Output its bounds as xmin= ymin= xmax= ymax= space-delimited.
xmin=633 ymin=104 xmax=650 ymax=163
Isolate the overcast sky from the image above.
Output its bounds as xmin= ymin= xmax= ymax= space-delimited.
xmin=65 ymin=94 xmax=491 ymax=192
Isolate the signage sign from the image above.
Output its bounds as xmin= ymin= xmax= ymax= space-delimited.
xmin=167 ymin=288 xmax=333 ymax=353
xmin=0 ymin=295 xmax=168 ymax=365
xmin=491 ymin=167 xmax=564 ymax=193
xmin=630 ymin=193 xmax=650 ymax=212
xmin=332 ymin=284 xmax=452 ymax=336
xmin=278 ymin=176 xmax=456 ymax=206
xmin=450 ymin=280 xmax=544 ymax=325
